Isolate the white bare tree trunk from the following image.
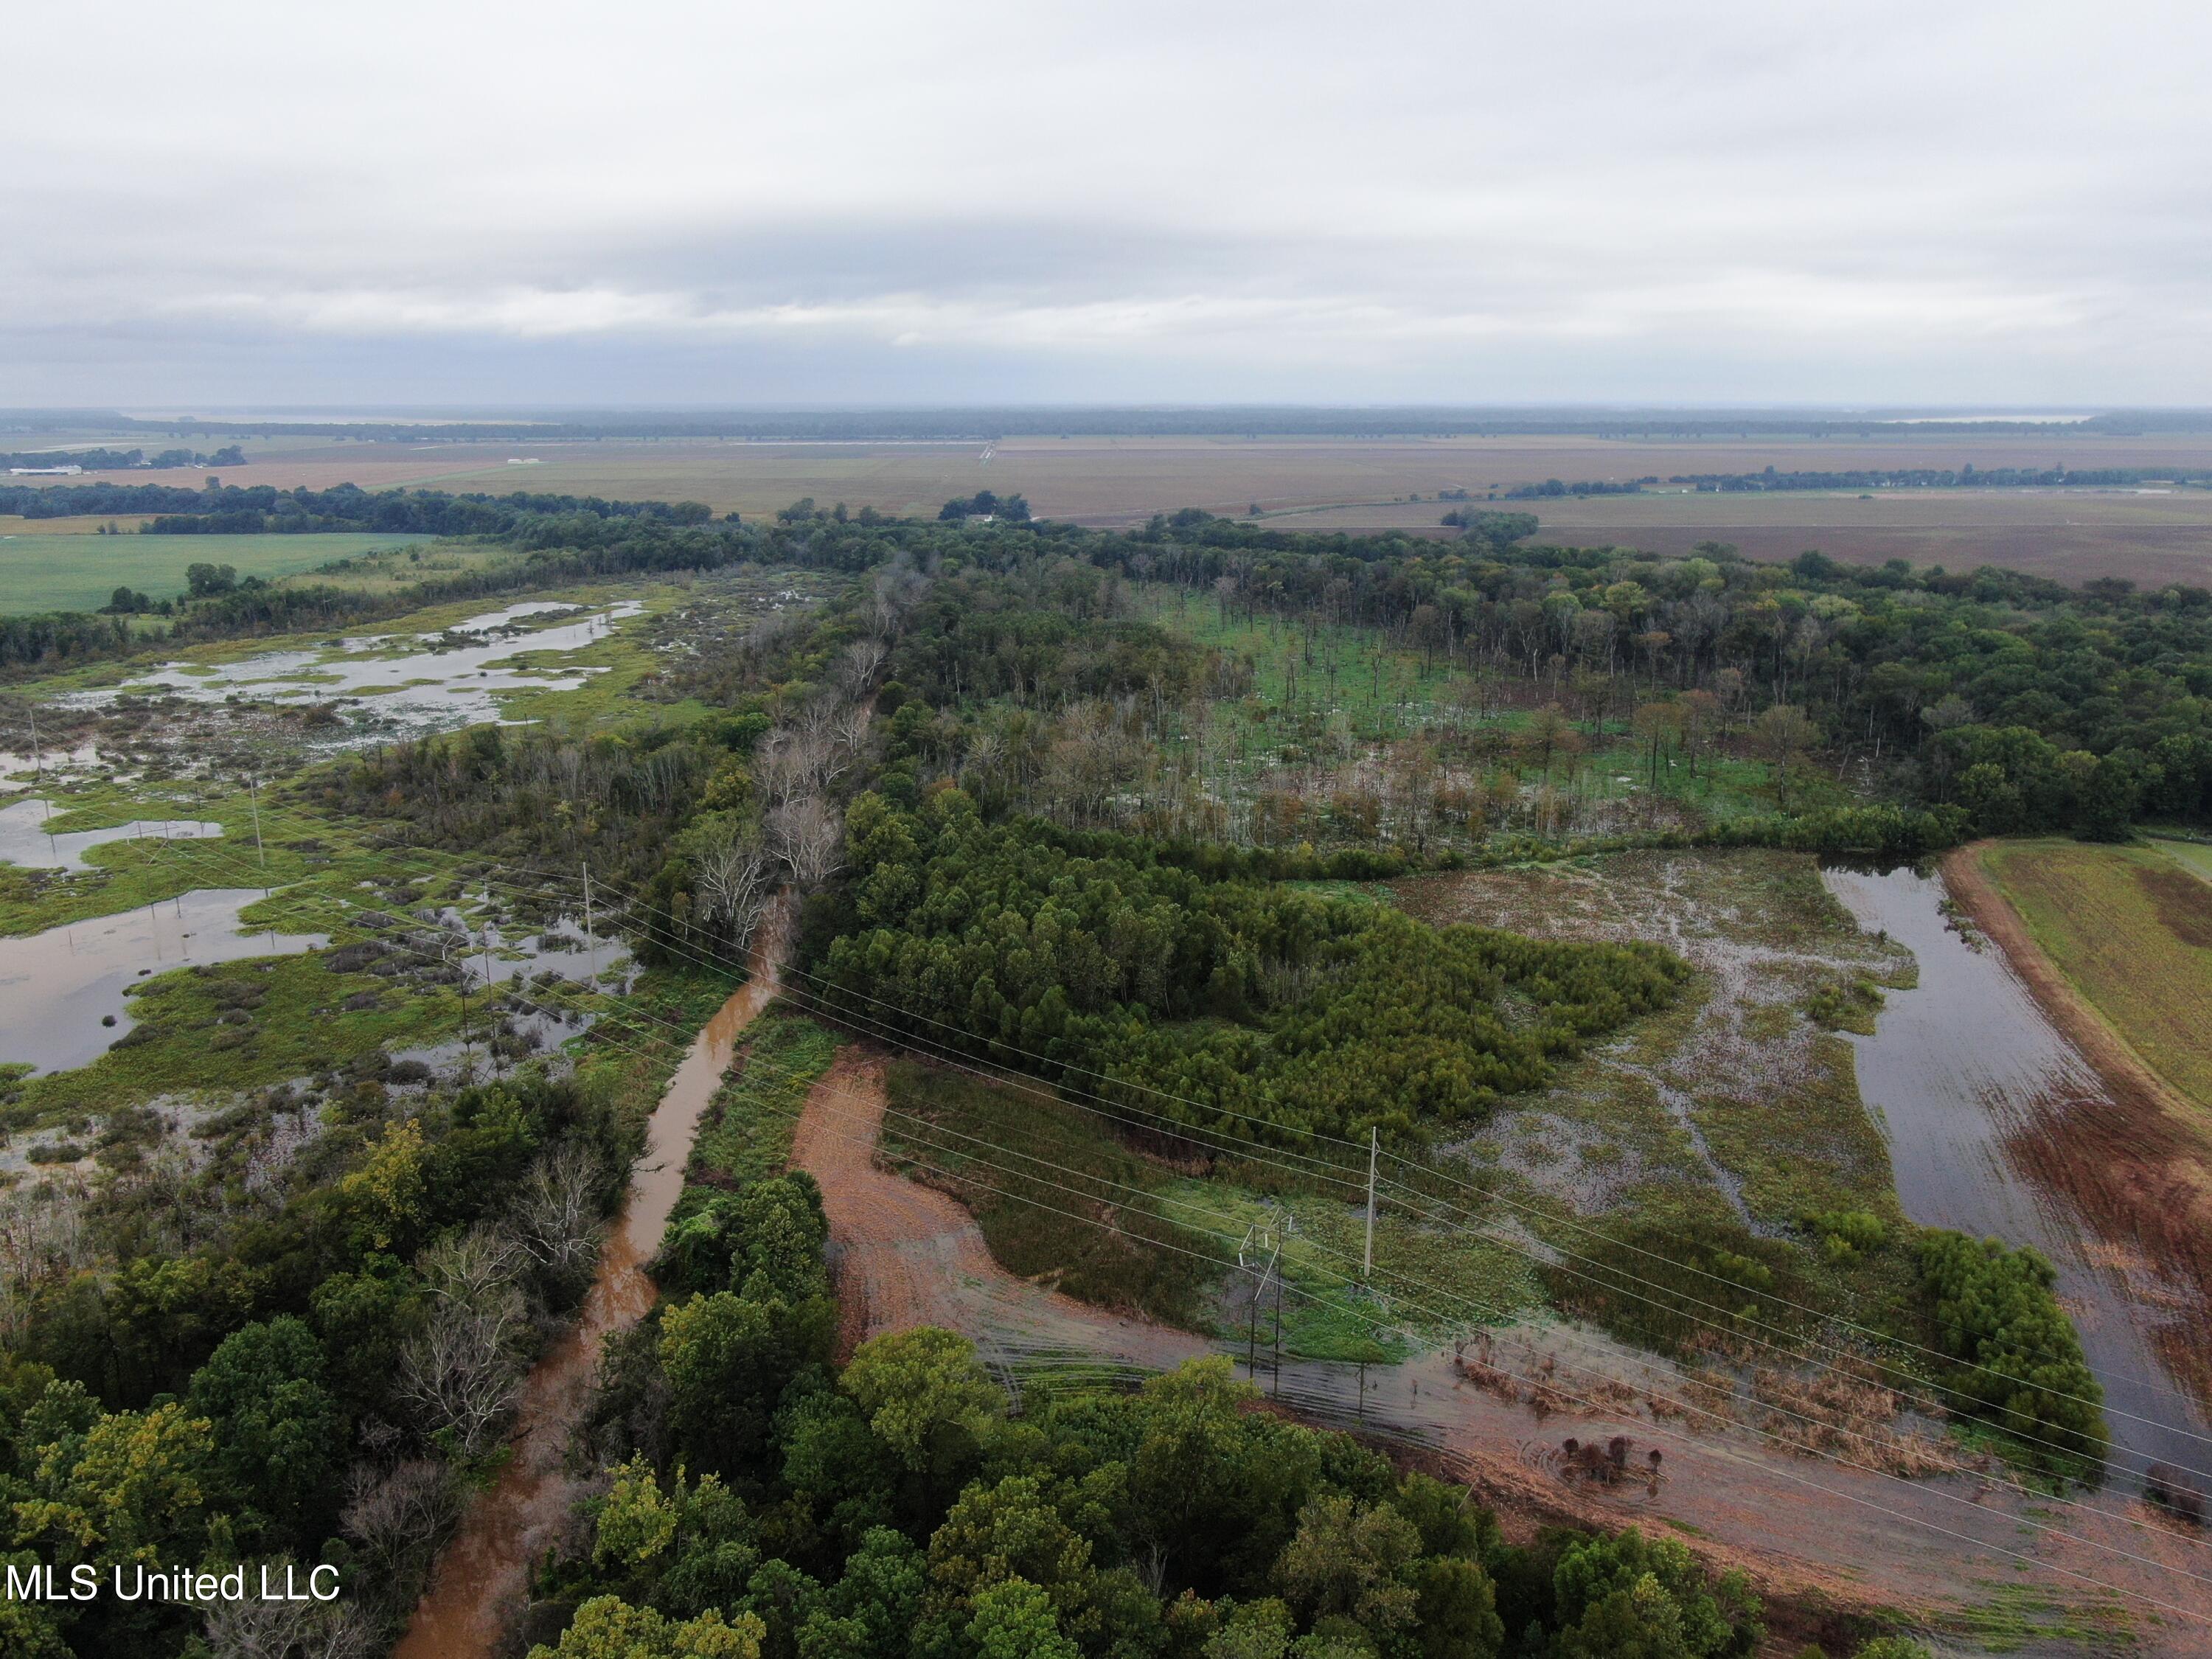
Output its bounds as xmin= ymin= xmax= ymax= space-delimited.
xmin=769 ymin=795 xmax=844 ymax=886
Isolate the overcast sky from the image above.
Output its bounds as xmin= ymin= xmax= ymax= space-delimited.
xmin=6 ymin=0 xmax=2209 ymax=410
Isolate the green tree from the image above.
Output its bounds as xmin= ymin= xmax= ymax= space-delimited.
xmin=661 ymin=1290 xmax=832 ymax=1476
xmin=966 ymin=1577 xmax=1079 ymax=1659
xmin=1273 ymin=1492 xmax=1422 ymax=1642
xmin=841 ymin=1326 xmax=999 ymax=1499
xmin=526 ymin=1594 xmax=766 ymax=1658
xmin=185 ymin=1315 xmax=345 ymax=1543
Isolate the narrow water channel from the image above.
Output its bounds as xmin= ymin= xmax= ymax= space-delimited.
xmin=392 ymin=900 xmax=790 ymax=1659
xmin=1820 ymin=864 xmax=2212 ymax=1480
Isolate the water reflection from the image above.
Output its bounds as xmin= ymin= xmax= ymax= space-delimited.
xmin=56 ymin=599 xmax=644 ymax=742
xmin=0 ymin=889 xmax=327 ymax=1075
xmin=1822 ymin=863 xmax=2212 ymax=1477
xmin=0 ymin=796 xmax=223 ymax=871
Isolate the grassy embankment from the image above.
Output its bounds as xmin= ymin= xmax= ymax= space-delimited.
xmin=1978 ymin=838 xmax=2212 ymax=1115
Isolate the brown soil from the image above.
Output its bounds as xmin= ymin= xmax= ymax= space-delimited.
xmin=790 ymin=1050 xmax=2212 ymax=1654
xmin=1942 ymin=846 xmax=2212 ymax=1329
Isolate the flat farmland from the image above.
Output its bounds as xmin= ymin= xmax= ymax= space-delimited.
xmin=1978 ymin=838 xmax=2212 ymax=1116
xmin=1289 ymin=485 xmax=2212 ymax=586
xmin=17 ymin=427 xmax=2212 ymax=583
xmin=0 ymin=530 xmax=431 ymax=613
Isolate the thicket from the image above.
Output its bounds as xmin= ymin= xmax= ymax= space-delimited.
xmin=1917 ymin=1233 xmax=2109 ymax=1470
xmin=0 ymin=1068 xmax=636 ymax=1655
xmin=806 ymin=787 xmax=1683 ymax=1144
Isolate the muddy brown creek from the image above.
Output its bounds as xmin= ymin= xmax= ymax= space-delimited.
xmin=1821 ymin=864 xmax=2212 ymax=1482
xmin=392 ymin=901 xmax=790 ymax=1659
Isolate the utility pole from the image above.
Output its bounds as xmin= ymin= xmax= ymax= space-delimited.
xmin=1363 ymin=1124 xmax=1378 ymax=1281
xmin=247 ymin=773 xmax=267 ymax=888
xmin=581 ymin=859 xmax=597 ymax=984
xmin=27 ymin=700 xmax=42 ymax=780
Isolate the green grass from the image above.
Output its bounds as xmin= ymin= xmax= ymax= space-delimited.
xmin=1985 ymin=838 xmax=2212 ymax=1115
xmin=2150 ymin=835 xmax=2212 ymax=883
xmin=0 ymin=532 xmax=432 ymax=613
xmin=688 ymin=1015 xmax=841 ymax=1188
xmin=882 ymin=1061 xmax=1222 ymax=1331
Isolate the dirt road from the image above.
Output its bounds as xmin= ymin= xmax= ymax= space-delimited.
xmin=790 ymin=1050 xmax=2212 ymax=1654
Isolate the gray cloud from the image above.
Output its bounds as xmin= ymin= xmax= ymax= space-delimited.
xmin=4 ymin=0 xmax=2208 ymax=406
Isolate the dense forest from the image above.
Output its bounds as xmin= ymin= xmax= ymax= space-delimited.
xmin=0 ymin=1067 xmax=639 ymax=1657
xmin=803 ymin=792 xmax=1683 ymax=1144
xmin=18 ymin=491 xmax=2212 ymax=851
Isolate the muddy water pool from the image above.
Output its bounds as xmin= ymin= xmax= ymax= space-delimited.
xmin=1822 ymin=863 xmax=2212 ymax=1478
xmin=0 ymin=888 xmax=327 ymax=1075
xmin=0 ymin=796 xmax=222 ymax=870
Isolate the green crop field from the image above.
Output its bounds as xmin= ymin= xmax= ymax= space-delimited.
xmin=0 ymin=530 xmax=432 ymax=613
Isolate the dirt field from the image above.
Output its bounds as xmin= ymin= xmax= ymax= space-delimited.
xmin=1285 ymin=487 xmax=2212 ymax=588
xmin=787 ymin=1046 xmax=2212 ymax=1652
xmin=18 ymin=428 xmax=2212 ymax=584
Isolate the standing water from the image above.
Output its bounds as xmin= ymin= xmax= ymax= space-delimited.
xmin=0 ymin=890 xmax=327 ymax=1074
xmin=393 ymin=900 xmax=791 ymax=1659
xmin=1820 ymin=864 xmax=2212 ymax=1479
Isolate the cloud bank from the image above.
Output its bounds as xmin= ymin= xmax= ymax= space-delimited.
xmin=5 ymin=0 xmax=2208 ymax=406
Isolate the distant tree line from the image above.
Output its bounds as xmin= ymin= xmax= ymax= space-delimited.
xmin=1502 ymin=478 xmax=1654 ymax=498
xmin=0 ymin=478 xmax=717 ymax=530
xmin=0 ymin=444 xmax=243 ymax=471
xmin=1670 ymin=465 xmax=2212 ymax=491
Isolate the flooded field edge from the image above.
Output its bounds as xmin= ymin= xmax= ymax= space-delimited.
xmin=1939 ymin=844 xmax=2212 ymax=1407
xmin=1821 ymin=858 xmax=2212 ymax=1476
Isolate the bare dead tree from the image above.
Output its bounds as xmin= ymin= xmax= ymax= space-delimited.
xmin=753 ymin=733 xmax=813 ymax=808
xmin=341 ymin=1457 xmax=454 ymax=1581
xmin=0 ymin=1180 xmax=90 ymax=1347
xmin=509 ymin=1144 xmax=608 ymax=1296
xmin=397 ymin=1228 xmax=530 ymax=1456
xmin=692 ymin=820 xmax=776 ymax=948
xmin=768 ymin=795 xmax=844 ymax=887
xmin=840 ymin=636 xmax=888 ymax=695
xmin=203 ymin=1585 xmax=379 ymax=1659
